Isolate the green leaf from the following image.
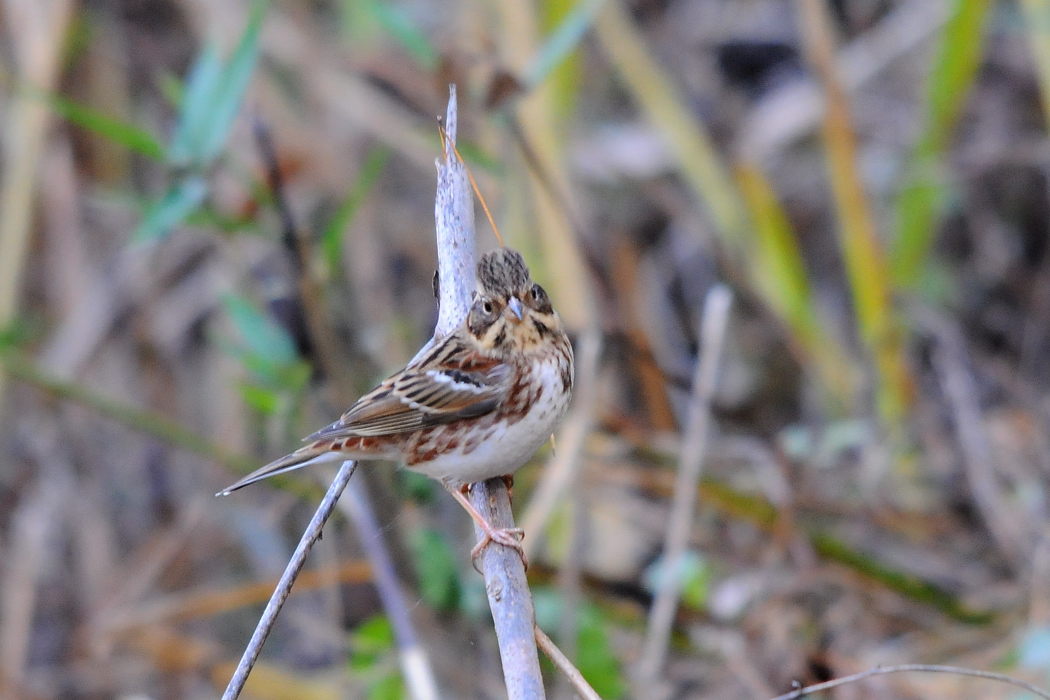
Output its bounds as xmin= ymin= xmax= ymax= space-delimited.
xmin=398 ymin=470 xmax=436 ymax=503
xmin=532 ymin=589 xmax=627 ymax=698
xmin=168 ymin=42 xmax=224 ymax=166
xmin=892 ymin=0 xmax=993 ymax=286
xmin=46 ymin=95 xmax=164 ymax=160
xmin=222 ymin=294 xmax=299 ymax=370
xmin=157 ymin=70 xmax=184 ymax=109
xmin=184 ymin=203 xmax=259 ymax=234
xmin=350 ymin=615 xmax=396 ymax=671
xmin=368 ymin=673 xmax=405 ymax=700
xmin=370 ymin=1 xmax=437 ymax=69
xmin=133 ymin=176 xmax=208 ymax=243
xmin=322 ymin=146 xmax=389 ymax=271
xmin=525 ymin=0 xmax=606 ymax=90
xmin=642 ymin=550 xmax=711 ymax=611
xmin=576 ymin=615 xmax=627 ymax=699
xmin=0 ymin=319 xmax=35 ymax=350
xmin=239 ymin=382 xmax=281 ymax=415
xmin=198 ymin=0 xmax=267 ymax=163
xmin=167 ymin=0 xmax=267 ymax=167
xmin=408 ymin=528 xmax=460 ymax=610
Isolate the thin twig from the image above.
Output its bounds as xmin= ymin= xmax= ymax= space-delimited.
xmin=435 ymin=86 xmax=546 ymax=700
xmin=534 ymin=626 xmax=603 ymax=700
xmin=220 ymin=460 xmax=358 ymax=700
xmin=637 ymin=285 xmax=733 ymax=682
xmin=767 ymin=664 xmax=1050 ymax=700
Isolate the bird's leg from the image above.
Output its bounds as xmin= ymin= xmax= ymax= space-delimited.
xmin=445 ymin=480 xmax=527 ymax=572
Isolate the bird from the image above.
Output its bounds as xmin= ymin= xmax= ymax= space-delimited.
xmin=219 ymin=247 xmax=575 ymax=565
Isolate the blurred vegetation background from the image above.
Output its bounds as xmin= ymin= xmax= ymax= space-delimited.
xmin=3 ymin=0 xmax=1050 ymax=697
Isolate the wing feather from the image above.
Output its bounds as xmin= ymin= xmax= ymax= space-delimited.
xmin=307 ymin=334 xmax=510 ymax=442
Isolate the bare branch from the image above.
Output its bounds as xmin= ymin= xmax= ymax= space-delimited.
xmin=220 ymin=460 xmax=358 ymax=700
xmin=432 ymin=86 xmax=475 ymax=340
xmin=768 ymin=664 xmax=1050 ymax=700
xmin=535 ymin=625 xmax=603 ymax=700
xmin=637 ymin=285 xmax=733 ymax=681
xmin=434 ymin=86 xmax=546 ymax=700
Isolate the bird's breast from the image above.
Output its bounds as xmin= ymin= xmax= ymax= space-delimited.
xmin=404 ymin=353 xmax=571 ymax=484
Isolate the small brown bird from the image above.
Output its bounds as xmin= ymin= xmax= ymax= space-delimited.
xmin=220 ymin=248 xmax=574 ymax=562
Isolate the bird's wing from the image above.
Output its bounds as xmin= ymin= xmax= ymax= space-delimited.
xmin=219 ymin=335 xmax=511 ymax=495
xmin=306 ymin=336 xmax=511 ymax=441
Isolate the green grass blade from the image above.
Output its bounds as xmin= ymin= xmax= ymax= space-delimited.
xmin=736 ymin=163 xmax=855 ymax=402
xmin=796 ymin=0 xmax=911 ymax=424
xmin=369 ymin=0 xmax=437 ymax=69
xmin=594 ymin=1 xmax=750 ymax=252
xmin=525 ymin=0 xmax=606 ymax=90
xmin=168 ymin=42 xmax=223 ymax=166
xmin=132 ymin=176 xmax=208 ymax=244
xmin=222 ymin=292 xmax=299 ymax=368
xmin=891 ymin=0 xmax=993 ymax=287
xmin=199 ymin=0 xmax=268 ymax=163
xmin=322 ymin=145 xmax=390 ymax=273
xmin=46 ymin=94 xmax=164 ymax=160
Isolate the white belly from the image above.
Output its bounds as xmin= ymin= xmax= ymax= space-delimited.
xmin=409 ymin=357 xmax=570 ymax=484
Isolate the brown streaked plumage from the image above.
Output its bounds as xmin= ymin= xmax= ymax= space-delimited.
xmin=220 ymin=248 xmax=574 ymax=564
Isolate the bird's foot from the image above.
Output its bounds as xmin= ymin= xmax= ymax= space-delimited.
xmin=445 ymin=480 xmax=528 ymax=573
xmin=469 ymin=523 xmax=526 ymax=574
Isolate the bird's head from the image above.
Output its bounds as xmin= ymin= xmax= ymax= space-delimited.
xmin=467 ymin=248 xmax=562 ymax=356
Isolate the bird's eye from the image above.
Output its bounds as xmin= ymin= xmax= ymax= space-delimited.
xmin=530 ymin=285 xmax=540 ymax=300
xmin=482 ymin=300 xmax=493 ymax=314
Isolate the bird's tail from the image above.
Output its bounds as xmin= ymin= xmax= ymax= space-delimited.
xmin=217 ymin=444 xmax=349 ymax=496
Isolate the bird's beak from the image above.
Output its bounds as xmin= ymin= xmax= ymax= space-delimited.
xmin=508 ymin=296 xmax=524 ymax=321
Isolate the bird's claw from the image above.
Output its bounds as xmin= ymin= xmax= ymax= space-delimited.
xmin=470 ymin=525 xmax=527 ymax=574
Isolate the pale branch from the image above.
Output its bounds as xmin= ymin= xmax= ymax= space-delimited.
xmin=534 ymin=626 xmax=602 ymax=700
xmin=434 ymin=86 xmax=546 ymax=700
xmin=432 ymin=85 xmax=475 ymax=340
xmin=637 ymin=284 xmax=733 ymax=682
xmin=469 ymin=477 xmax=546 ymax=699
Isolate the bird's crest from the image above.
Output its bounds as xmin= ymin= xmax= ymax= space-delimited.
xmin=477 ymin=248 xmax=531 ymax=297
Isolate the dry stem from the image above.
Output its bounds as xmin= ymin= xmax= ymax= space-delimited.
xmin=220 ymin=461 xmax=358 ymax=700
xmin=436 ymin=86 xmax=546 ymax=700
xmin=768 ymin=664 xmax=1050 ymax=700
xmin=535 ymin=626 xmax=603 ymax=700
xmin=637 ymin=284 xmax=733 ymax=681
